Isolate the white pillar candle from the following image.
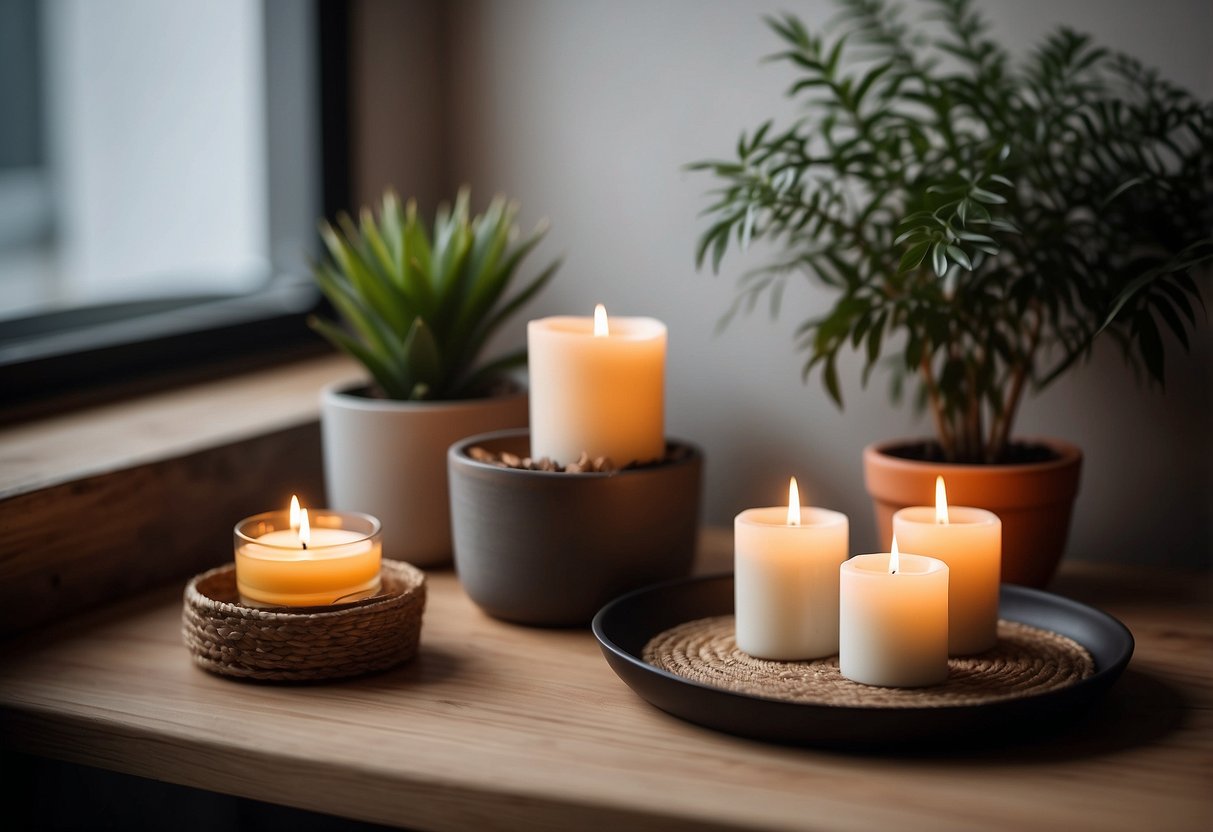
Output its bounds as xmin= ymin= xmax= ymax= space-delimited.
xmin=893 ymin=476 xmax=1001 ymax=655
xmin=734 ymin=478 xmax=849 ymax=660
xmin=527 ymin=305 xmax=666 ymax=466
xmin=839 ymin=542 xmax=949 ymax=687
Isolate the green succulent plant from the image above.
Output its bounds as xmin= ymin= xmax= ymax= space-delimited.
xmin=309 ymin=188 xmax=560 ymax=400
xmin=691 ymin=0 xmax=1212 ymax=463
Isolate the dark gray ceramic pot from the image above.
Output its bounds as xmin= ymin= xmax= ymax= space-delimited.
xmin=449 ymin=428 xmax=703 ymax=627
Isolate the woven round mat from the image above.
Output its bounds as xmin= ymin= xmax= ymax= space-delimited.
xmin=182 ymin=559 xmax=426 ymax=683
xmin=643 ymin=616 xmax=1094 ymax=707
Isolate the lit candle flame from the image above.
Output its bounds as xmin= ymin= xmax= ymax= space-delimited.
xmin=787 ymin=477 xmax=801 ymax=526
xmin=593 ymin=303 xmax=609 ymax=337
xmin=889 ymin=535 xmax=900 ymax=575
xmin=299 ymin=508 xmax=311 ymax=550
xmin=289 ymin=495 xmax=301 ymax=531
xmin=935 ymin=475 xmax=949 ymax=525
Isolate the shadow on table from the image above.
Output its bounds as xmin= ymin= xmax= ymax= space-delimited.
xmin=841 ymin=667 xmax=1187 ymax=763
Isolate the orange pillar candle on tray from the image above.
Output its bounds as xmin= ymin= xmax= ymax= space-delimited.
xmin=527 ymin=304 xmax=666 ymax=467
xmin=893 ymin=476 xmax=1001 ymax=655
xmin=234 ymin=495 xmax=382 ymax=607
xmin=734 ymin=477 xmax=849 ymax=660
xmin=839 ymin=538 xmax=949 ymax=688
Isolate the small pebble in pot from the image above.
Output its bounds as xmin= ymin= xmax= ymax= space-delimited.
xmin=466 ymin=446 xmax=679 ymax=474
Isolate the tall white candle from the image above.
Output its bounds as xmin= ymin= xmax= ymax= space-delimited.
xmin=839 ymin=541 xmax=949 ymax=687
xmin=893 ymin=476 xmax=1001 ymax=655
xmin=527 ymin=305 xmax=666 ymax=466
xmin=734 ymin=478 xmax=849 ymax=660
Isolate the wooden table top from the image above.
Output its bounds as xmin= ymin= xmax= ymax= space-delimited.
xmin=0 ymin=530 xmax=1209 ymax=831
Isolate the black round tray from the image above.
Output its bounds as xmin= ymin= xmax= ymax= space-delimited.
xmin=592 ymin=573 xmax=1133 ymax=750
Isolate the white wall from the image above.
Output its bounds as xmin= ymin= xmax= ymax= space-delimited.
xmin=435 ymin=0 xmax=1211 ymax=567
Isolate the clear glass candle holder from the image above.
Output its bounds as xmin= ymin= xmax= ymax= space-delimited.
xmin=233 ymin=509 xmax=382 ymax=608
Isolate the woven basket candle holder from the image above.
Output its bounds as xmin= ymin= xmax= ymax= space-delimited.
xmin=643 ymin=615 xmax=1095 ymax=707
xmin=182 ymin=558 xmax=426 ymax=682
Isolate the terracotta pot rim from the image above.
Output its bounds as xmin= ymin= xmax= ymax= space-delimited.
xmin=863 ymin=436 xmax=1082 ymax=474
xmin=450 ymin=428 xmax=703 ymax=480
xmin=322 ymin=378 xmax=527 ymax=414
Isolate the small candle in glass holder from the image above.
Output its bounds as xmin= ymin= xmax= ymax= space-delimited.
xmin=234 ymin=496 xmax=382 ymax=607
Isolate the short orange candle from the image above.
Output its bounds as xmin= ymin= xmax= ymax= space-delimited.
xmin=234 ymin=496 xmax=382 ymax=607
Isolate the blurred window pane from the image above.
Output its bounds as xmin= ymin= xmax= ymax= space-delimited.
xmin=0 ymin=0 xmax=329 ymax=404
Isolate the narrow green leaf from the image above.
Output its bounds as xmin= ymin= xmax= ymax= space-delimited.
xmin=401 ymin=317 xmax=442 ymax=396
xmin=970 ymin=187 xmax=1007 ymax=204
xmin=321 ymin=221 xmax=410 ymax=334
xmin=956 ymin=231 xmax=996 ymax=244
xmin=1100 ymin=176 xmax=1146 ymax=207
xmin=931 ymin=242 xmax=947 ymax=277
xmin=359 ymin=207 xmax=404 ymax=293
xmin=458 ymin=257 xmax=562 ymax=379
xmin=308 ymin=316 xmax=408 ymax=399
xmin=946 ymin=244 xmax=973 ymax=270
xmin=1136 ymin=312 xmax=1165 ymax=384
xmin=866 ymin=312 xmax=886 ymax=364
xmin=312 ymin=262 xmax=407 ymax=373
xmin=899 ymin=240 xmax=931 ymax=273
xmin=1156 ymin=279 xmax=1197 ymax=327
xmin=853 ymin=61 xmax=894 ymax=107
xmin=401 ymin=199 xmax=436 ymax=313
xmin=1150 ymin=293 xmax=1190 ymax=351
xmin=380 ymin=190 xmax=405 ymax=274
xmin=825 ymin=35 xmax=847 ymax=75
xmin=823 ymin=355 xmax=843 ymax=407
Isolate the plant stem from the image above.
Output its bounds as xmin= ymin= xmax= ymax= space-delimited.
xmin=985 ymin=303 xmax=1043 ymax=461
xmin=966 ymin=360 xmax=983 ymax=462
xmin=919 ymin=348 xmax=956 ymax=460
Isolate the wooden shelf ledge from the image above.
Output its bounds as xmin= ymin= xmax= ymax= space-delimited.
xmin=0 ymin=354 xmax=364 ymax=635
xmin=0 ymin=545 xmax=1209 ymax=832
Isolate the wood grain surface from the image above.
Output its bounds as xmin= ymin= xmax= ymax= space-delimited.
xmin=0 ymin=530 xmax=1209 ymax=832
xmin=0 ymin=354 xmax=362 ymax=636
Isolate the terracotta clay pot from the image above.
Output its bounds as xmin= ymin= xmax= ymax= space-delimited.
xmin=863 ymin=438 xmax=1082 ymax=588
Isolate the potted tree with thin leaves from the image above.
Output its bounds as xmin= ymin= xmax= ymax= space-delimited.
xmin=691 ymin=0 xmax=1211 ymax=585
xmin=312 ymin=187 xmax=559 ymax=567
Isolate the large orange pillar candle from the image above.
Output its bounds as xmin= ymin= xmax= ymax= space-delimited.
xmin=527 ymin=304 xmax=666 ymax=466
xmin=234 ymin=496 xmax=382 ymax=607
xmin=839 ymin=541 xmax=949 ymax=687
xmin=893 ymin=476 xmax=1001 ymax=655
xmin=734 ymin=477 xmax=849 ymax=660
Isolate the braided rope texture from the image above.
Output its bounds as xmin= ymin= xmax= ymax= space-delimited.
xmin=644 ymin=616 xmax=1093 ymax=707
xmin=183 ymin=559 xmax=426 ymax=682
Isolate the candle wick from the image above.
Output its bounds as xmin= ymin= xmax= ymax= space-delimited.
xmin=301 ymin=542 xmax=308 ymax=551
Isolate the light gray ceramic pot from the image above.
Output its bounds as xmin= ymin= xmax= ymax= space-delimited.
xmin=322 ymin=381 xmax=528 ymax=568
xmin=449 ymin=428 xmax=703 ymax=626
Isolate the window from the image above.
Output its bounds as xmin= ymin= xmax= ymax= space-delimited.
xmin=0 ymin=0 xmax=348 ymax=410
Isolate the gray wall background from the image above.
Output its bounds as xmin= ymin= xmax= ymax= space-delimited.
xmin=354 ymin=0 xmax=1212 ymax=567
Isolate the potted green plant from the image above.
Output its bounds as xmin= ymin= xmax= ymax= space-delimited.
xmin=311 ymin=187 xmax=560 ymax=567
xmin=691 ymin=0 xmax=1211 ymax=585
